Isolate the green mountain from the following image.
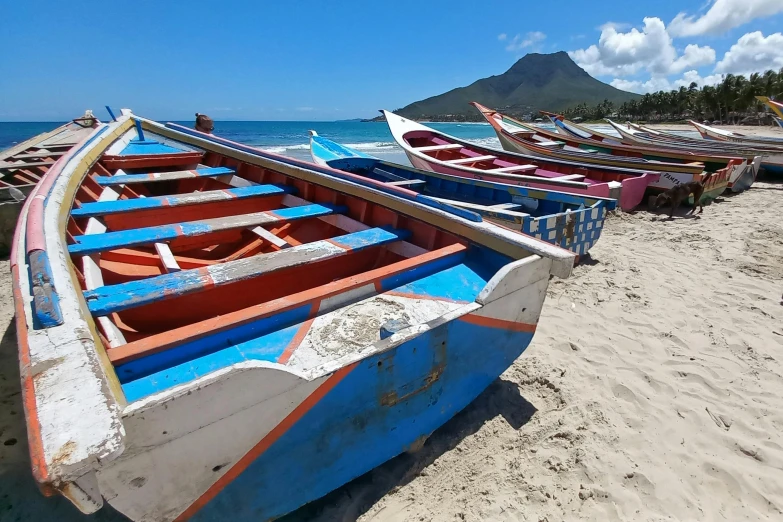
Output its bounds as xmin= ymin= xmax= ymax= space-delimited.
xmin=393 ymin=51 xmax=640 ymax=121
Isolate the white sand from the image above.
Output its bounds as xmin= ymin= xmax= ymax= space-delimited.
xmin=338 ymin=182 xmax=783 ymax=522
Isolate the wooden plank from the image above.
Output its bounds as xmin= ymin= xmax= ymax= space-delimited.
xmin=68 ymin=203 xmax=343 ymax=255
xmin=371 ymin=167 xmax=406 ymax=182
xmin=551 ymin=174 xmax=586 ymax=181
xmin=82 ymin=226 xmax=411 ymax=316
xmin=33 ymin=143 xmax=76 ymax=149
xmin=534 ymin=140 xmax=565 ymax=147
xmin=250 ymin=226 xmax=291 ymax=249
xmin=0 ymin=160 xmax=56 ymax=170
xmin=155 ymin=243 xmax=181 ymax=273
xmin=11 ymin=151 xmax=67 ymax=160
xmin=81 ymin=255 xmax=128 ymax=348
xmin=94 ymin=166 xmax=234 ymax=186
xmin=282 ymin=194 xmax=427 ymax=258
xmin=414 ymin=143 xmax=463 ymax=152
xmin=488 ymin=164 xmax=538 ymax=173
xmin=488 ymin=202 xmax=523 ymax=210
xmin=444 ymin=155 xmax=497 ymax=165
xmin=387 ymin=179 xmax=426 ymax=187
xmin=71 ymin=183 xmax=292 ymax=218
xmin=430 ymin=197 xmax=529 ymax=218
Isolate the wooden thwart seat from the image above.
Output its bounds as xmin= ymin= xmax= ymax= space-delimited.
xmin=533 ymin=140 xmax=565 ymax=147
xmin=72 ymin=183 xmax=293 ymax=218
xmin=0 ymin=161 xmax=56 ymax=170
xmin=551 ymin=174 xmax=586 ymax=181
xmin=387 ymin=179 xmax=426 ymax=187
xmin=11 ymin=151 xmax=67 ymax=160
xmin=430 ymin=197 xmax=529 ymax=218
xmin=415 ymin=143 xmax=463 ymax=152
xmin=83 ymin=227 xmax=411 ymax=316
xmin=488 ymin=165 xmax=538 ymax=173
xmin=94 ymin=166 xmax=234 ymax=186
xmin=69 ymin=203 xmax=344 ymax=255
xmin=444 ymin=155 xmax=497 ymax=165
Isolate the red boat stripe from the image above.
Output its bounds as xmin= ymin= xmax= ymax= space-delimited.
xmin=461 ymin=313 xmax=537 ymax=332
xmin=277 ymin=305 xmax=319 ymax=364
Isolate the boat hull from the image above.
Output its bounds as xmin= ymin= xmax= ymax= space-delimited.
xmin=406 ymin=149 xmax=651 ymax=212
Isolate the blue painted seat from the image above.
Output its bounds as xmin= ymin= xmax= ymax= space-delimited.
xmin=72 ymin=184 xmax=295 ymax=218
xmin=94 ymin=166 xmax=234 ymax=186
xmin=83 ymin=227 xmax=411 ymax=316
xmin=69 ymin=203 xmax=346 ymax=255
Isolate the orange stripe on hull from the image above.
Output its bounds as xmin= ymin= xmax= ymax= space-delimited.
xmin=277 ymin=314 xmax=317 ymax=365
xmin=173 ymin=363 xmax=357 ymax=521
xmin=11 ymin=264 xmax=52 ymax=491
xmin=461 ymin=313 xmax=537 ymax=332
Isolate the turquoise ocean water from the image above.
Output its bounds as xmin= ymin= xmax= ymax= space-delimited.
xmin=0 ymin=120 xmax=535 ymax=166
xmin=1 ymin=119 xmax=665 ymax=166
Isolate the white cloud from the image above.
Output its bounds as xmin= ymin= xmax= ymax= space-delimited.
xmin=669 ymin=0 xmax=783 ymax=37
xmin=569 ymin=17 xmax=715 ymax=77
xmin=671 ymin=44 xmax=716 ymax=73
xmin=497 ymin=33 xmax=507 ymax=41
xmin=506 ymin=31 xmax=547 ymax=52
xmin=715 ymin=31 xmax=783 ymax=75
xmin=610 ymin=70 xmax=724 ymax=94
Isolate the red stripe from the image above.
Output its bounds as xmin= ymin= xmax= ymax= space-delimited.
xmin=277 ymin=303 xmax=319 ymax=364
xmin=174 ymin=363 xmax=357 ymax=521
xmin=11 ymin=265 xmax=50 ymax=486
xmin=461 ymin=313 xmax=537 ymax=332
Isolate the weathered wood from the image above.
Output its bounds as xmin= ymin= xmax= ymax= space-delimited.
xmin=250 ymin=226 xmax=291 ymax=249
xmin=430 ymin=197 xmax=529 ymax=218
xmin=387 ymin=179 xmax=426 ymax=187
xmin=69 ymin=203 xmax=343 ymax=255
xmin=94 ymin=167 xmax=234 ymax=186
xmin=82 ymin=226 xmax=411 ymax=316
xmin=12 ymin=151 xmax=67 ymax=160
xmin=551 ymin=174 xmax=586 ymax=181
xmin=0 ymin=161 xmax=56 ymax=170
xmin=488 ymin=164 xmax=538 ymax=173
xmin=154 ymin=243 xmax=181 ymax=273
xmin=72 ymin=183 xmax=291 ymax=218
xmin=414 ymin=143 xmax=463 ymax=152
xmin=444 ymin=155 xmax=497 ymax=165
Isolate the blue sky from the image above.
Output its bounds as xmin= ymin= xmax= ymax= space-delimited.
xmin=2 ymin=0 xmax=782 ymax=121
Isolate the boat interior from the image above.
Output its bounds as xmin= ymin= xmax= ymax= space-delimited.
xmin=327 ymin=156 xmax=606 ymax=220
xmin=67 ymin=125 xmax=519 ymax=402
xmin=401 ymin=128 xmax=658 ymax=184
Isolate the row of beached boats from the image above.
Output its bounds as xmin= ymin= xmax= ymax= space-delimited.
xmin=5 ymin=99 xmax=781 ymax=521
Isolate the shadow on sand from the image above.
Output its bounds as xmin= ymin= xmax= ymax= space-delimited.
xmin=281 ymin=378 xmax=536 ymax=522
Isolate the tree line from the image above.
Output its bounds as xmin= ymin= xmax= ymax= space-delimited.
xmin=562 ymin=69 xmax=783 ymax=124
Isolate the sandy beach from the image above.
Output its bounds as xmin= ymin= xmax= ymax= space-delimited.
xmin=0 ymin=141 xmax=782 ymax=522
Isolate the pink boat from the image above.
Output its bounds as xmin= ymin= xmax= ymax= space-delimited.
xmin=383 ymin=110 xmax=660 ymax=211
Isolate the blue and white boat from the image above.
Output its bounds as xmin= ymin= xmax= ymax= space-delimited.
xmin=310 ymin=131 xmax=617 ymax=257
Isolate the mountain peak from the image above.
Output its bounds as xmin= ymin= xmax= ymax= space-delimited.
xmin=396 ymin=52 xmax=638 ymax=121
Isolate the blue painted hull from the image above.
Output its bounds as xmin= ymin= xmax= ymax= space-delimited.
xmin=762 ymin=163 xmax=783 ymax=175
xmin=192 ymin=319 xmax=534 ymax=521
xmin=310 ymin=135 xmax=616 ymax=257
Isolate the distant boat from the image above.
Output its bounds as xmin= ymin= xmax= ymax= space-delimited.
xmin=473 ymin=103 xmax=734 ymax=202
xmin=380 ymin=110 xmax=659 ymax=211
xmin=601 ymin=119 xmax=760 ymax=192
xmin=13 ymin=108 xmax=575 ymax=521
xmin=689 ymin=120 xmax=783 ymax=172
xmin=310 ymin=131 xmax=616 ymax=257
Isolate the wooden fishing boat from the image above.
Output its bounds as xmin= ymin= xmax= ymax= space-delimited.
xmin=689 ymin=121 xmax=783 ymax=164
xmin=1 ymin=114 xmax=102 ymax=254
xmin=381 ymin=110 xmax=659 ymax=211
xmin=310 ymin=132 xmax=617 ymax=257
xmin=473 ymin=103 xmax=735 ymax=201
xmin=12 ymin=108 xmax=576 ymax=521
xmin=601 ymin=120 xmax=760 ymax=192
